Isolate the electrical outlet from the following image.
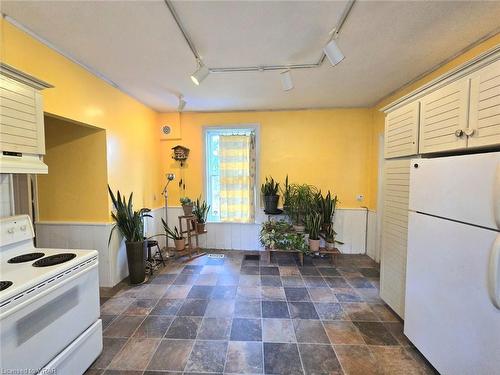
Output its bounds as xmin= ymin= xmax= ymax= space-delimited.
xmin=356 ymin=194 xmax=364 ymax=202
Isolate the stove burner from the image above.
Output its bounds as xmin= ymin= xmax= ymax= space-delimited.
xmin=0 ymin=281 xmax=13 ymax=291
xmin=33 ymin=253 xmax=77 ymax=267
xmin=8 ymin=252 xmax=45 ymax=264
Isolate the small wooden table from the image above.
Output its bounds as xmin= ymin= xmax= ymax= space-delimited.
xmin=318 ymin=247 xmax=341 ymax=265
xmin=263 ymin=249 xmax=304 ymax=266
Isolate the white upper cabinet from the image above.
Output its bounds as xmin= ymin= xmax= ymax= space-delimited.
xmin=0 ymin=65 xmax=52 ymax=156
xmin=419 ymin=77 xmax=470 ymax=154
xmin=468 ymin=58 xmax=500 ymax=149
xmin=384 ymin=101 xmax=419 ymax=158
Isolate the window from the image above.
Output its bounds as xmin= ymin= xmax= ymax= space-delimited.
xmin=204 ymin=126 xmax=257 ymax=223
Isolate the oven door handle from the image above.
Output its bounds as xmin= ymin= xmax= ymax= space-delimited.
xmin=0 ymin=262 xmax=98 ymax=320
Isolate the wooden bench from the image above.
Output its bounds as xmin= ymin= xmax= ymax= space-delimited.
xmin=318 ymin=247 xmax=341 ymax=265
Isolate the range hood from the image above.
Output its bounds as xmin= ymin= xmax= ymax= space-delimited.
xmin=0 ymin=152 xmax=48 ymax=174
xmin=0 ymin=63 xmax=52 ymax=175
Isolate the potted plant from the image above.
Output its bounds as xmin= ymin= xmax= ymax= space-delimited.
xmin=281 ymin=175 xmax=292 ymax=213
xmin=317 ymin=191 xmax=338 ymax=231
xmin=324 ymin=224 xmax=343 ymax=250
xmin=259 ymin=220 xmax=308 ymax=253
xmin=306 ymin=212 xmax=322 ymax=252
xmin=108 ymin=187 xmax=151 ymax=285
xmin=194 ymin=197 xmax=210 ymax=233
xmin=180 ymin=196 xmax=193 ymax=216
xmin=261 ymin=177 xmax=280 ymax=213
xmin=161 ymin=219 xmax=185 ymax=251
xmin=288 ymin=183 xmax=317 ymax=232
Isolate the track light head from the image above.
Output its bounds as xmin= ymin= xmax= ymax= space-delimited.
xmin=178 ymin=95 xmax=186 ymax=112
xmin=323 ymin=40 xmax=345 ymax=66
xmin=280 ymin=70 xmax=294 ymax=91
xmin=191 ymin=62 xmax=210 ymax=85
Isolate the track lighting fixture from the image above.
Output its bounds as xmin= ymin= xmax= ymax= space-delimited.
xmin=323 ymin=40 xmax=345 ymax=66
xmin=280 ymin=70 xmax=294 ymax=91
xmin=178 ymin=95 xmax=186 ymax=112
xmin=190 ymin=61 xmax=210 ymax=85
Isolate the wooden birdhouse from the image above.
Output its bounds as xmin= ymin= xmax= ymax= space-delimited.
xmin=172 ymin=145 xmax=190 ymax=166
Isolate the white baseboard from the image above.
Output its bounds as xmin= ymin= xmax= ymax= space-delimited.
xmin=35 ymin=207 xmax=375 ymax=287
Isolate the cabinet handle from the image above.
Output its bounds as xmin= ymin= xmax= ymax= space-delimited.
xmin=464 ymin=128 xmax=475 ymax=137
xmin=454 ymin=129 xmax=464 ymax=137
xmin=489 ymin=236 xmax=500 ymax=310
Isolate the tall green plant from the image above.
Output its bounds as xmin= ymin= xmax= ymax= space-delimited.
xmin=288 ymin=183 xmax=318 ymax=225
xmin=317 ymin=190 xmax=338 ymax=225
xmin=161 ymin=219 xmax=183 ymax=240
xmin=108 ymin=186 xmax=151 ymax=243
xmin=261 ymin=176 xmax=280 ymax=196
xmin=193 ymin=197 xmax=210 ymax=224
xmin=305 ymin=212 xmax=322 ymax=240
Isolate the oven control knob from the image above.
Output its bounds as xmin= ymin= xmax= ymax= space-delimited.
xmin=7 ymin=227 xmax=15 ymax=234
xmin=20 ymin=225 xmax=27 ymax=231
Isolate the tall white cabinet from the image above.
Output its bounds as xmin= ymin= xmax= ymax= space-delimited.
xmin=379 ymin=46 xmax=500 ymax=319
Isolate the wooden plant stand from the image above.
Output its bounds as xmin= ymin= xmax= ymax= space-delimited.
xmin=263 ymin=249 xmax=304 ymax=266
xmin=318 ymin=247 xmax=341 ymax=265
xmin=177 ymin=215 xmax=205 ymax=260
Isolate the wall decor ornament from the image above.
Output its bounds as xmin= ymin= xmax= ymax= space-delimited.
xmin=172 ymin=145 xmax=190 ymax=166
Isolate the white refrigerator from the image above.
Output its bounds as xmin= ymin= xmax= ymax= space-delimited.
xmin=405 ymin=151 xmax=500 ymax=375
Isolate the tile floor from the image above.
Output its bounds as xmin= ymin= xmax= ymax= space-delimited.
xmin=88 ymin=252 xmax=436 ymax=375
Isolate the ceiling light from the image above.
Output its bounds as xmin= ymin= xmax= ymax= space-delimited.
xmin=190 ymin=62 xmax=209 ymax=85
xmin=178 ymin=95 xmax=186 ymax=112
xmin=280 ymin=70 xmax=294 ymax=91
xmin=323 ymin=40 xmax=345 ymax=66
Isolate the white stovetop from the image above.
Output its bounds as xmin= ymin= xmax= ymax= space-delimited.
xmin=0 ymin=247 xmax=98 ymax=302
xmin=0 ymin=215 xmax=98 ymax=303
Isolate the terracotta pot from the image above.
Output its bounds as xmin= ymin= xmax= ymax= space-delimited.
xmin=125 ymin=241 xmax=146 ymax=284
xmin=174 ymin=238 xmax=185 ymax=251
xmin=182 ymin=204 xmax=193 ymax=216
xmin=197 ymin=222 xmax=206 ymax=234
xmin=309 ymin=238 xmax=320 ymax=252
xmin=325 ymin=241 xmax=335 ymax=250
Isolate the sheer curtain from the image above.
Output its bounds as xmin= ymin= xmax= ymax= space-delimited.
xmin=219 ymin=134 xmax=255 ymax=223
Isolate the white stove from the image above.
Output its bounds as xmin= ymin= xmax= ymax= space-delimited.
xmin=0 ymin=215 xmax=102 ymax=374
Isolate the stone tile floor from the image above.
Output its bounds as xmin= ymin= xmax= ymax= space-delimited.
xmin=86 ymin=252 xmax=437 ymax=375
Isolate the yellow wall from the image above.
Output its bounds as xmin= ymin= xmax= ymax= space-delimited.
xmin=159 ymin=109 xmax=376 ymax=208
xmin=38 ymin=116 xmax=109 ymax=221
xmin=368 ymin=34 xmax=500 ymax=208
xmin=1 ymin=18 xmax=162 ymax=221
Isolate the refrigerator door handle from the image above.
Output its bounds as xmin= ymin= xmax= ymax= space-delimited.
xmin=495 ymin=163 xmax=500 ymax=230
xmin=489 ymin=235 xmax=500 ymax=310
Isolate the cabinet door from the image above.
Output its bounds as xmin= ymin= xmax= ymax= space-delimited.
xmin=468 ymin=59 xmax=500 ymax=149
xmin=419 ymin=78 xmax=469 ymax=154
xmin=380 ymin=158 xmax=411 ymax=318
xmin=384 ymin=101 xmax=419 ymax=158
xmin=0 ymin=76 xmax=45 ymax=154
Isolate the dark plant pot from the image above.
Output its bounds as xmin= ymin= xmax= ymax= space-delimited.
xmin=197 ymin=222 xmax=206 ymax=234
xmin=264 ymin=195 xmax=279 ymax=213
xmin=174 ymin=238 xmax=185 ymax=251
xmin=125 ymin=241 xmax=146 ymax=285
xmin=182 ymin=204 xmax=194 ymax=216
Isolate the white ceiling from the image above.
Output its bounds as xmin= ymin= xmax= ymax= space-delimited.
xmin=2 ymin=1 xmax=500 ymax=112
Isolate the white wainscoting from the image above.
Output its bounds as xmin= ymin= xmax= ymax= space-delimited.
xmin=147 ymin=206 xmax=372 ymax=254
xmin=366 ymin=210 xmax=378 ymax=262
xmin=35 ymin=221 xmax=128 ymax=288
xmin=36 ymin=207 xmax=376 ymax=288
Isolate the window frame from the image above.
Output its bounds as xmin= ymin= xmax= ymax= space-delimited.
xmin=202 ymin=123 xmax=260 ymax=224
